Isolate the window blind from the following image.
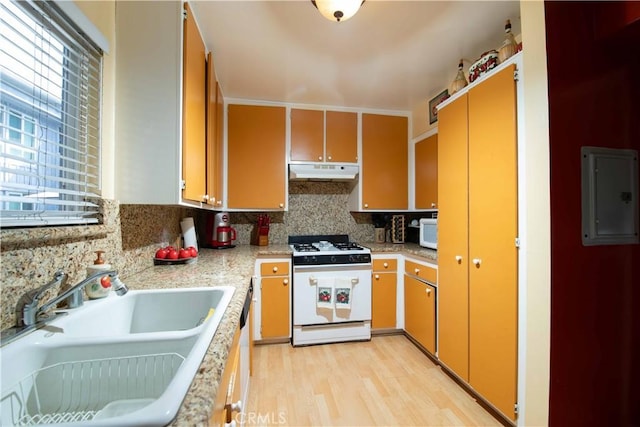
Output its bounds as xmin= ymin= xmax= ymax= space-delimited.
xmin=0 ymin=0 xmax=103 ymax=227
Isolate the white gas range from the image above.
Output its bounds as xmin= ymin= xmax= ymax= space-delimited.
xmin=289 ymin=235 xmax=372 ymax=346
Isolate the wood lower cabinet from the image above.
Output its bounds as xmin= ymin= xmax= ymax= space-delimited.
xmin=371 ymin=258 xmax=397 ymax=329
xmin=437 ymin=63 xmax=518 ymax=421
xmin=258 ymin=261 xmax=290 ymax=339
xmin=414 ymin=133 xmax=438 ymax=209
xmin=210 ymin=328 xmax=241 ymax=426
xmin=404 ymin=273 xmax=436 ymax=355
xmin=227 ymin=105 xmax=286 ymax=209
xmin=360 ymin=113 xmax=409 ymax=210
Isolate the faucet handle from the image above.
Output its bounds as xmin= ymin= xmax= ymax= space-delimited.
xmin=17 ymin=270 xmax=68 ymax=327
xmin=29 ymin=271 xmax=67 ymax=301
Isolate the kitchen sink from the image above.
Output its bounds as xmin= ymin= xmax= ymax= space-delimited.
xmin=59 ymin=287 xmax=234 ymax=337
xmin=0 ymin=286 xmax=236 ymax=426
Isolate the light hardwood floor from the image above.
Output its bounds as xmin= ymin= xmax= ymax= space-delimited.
xmin=245 ymin=335 xmax=502 ymax=426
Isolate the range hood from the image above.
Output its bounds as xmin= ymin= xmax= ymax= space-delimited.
xmin=289 ymin=163 xmax=359 ymax=181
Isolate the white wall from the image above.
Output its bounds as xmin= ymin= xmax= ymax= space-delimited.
xmin=518 ymin=1 xmax=551 ymax=425
xmin=73 ymin=0 xmax=116 ymax=200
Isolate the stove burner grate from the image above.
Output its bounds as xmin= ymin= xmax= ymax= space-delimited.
xmin=292 ymin=243 xmax=320 ymax=252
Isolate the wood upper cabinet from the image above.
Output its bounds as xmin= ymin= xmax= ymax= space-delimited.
xmin=404 ymin=274 xmax=436 ymax=355
xmin=115 ymin=1 xmax=212 ymax=205
xmin=206 ymin=53 xmax=224 ymax=207
xmin=437 ymin=64 xmax=518 ymax=421
xmin=259 ymin=261 xmax=290 ymax=339
xmin=361 ymin=113 xmax=409 ymax=210
xmin=227 ymin=105 xmax=286 ymax=209
xmin=290 ymin=109 xmax=324 ymax=162
xmin=181 ymin=2 xmax=207 ymax=203
xmin=371 ymin=258 xmax=397 ymax=329
xmin=290 ymin=109 xmax=357 ymax=163
xmin=414 ymin=133 xmax=438 ymax=209
xmin=326 ymin=111 xmax=357 ymax=163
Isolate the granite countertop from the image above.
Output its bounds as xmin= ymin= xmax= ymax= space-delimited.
xmin=361 ymin=242 xmax=438 ymax=262
xmin=124 ymin=242 xmax=435 ymax=425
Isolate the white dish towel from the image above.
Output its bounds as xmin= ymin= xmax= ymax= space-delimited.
xmin=316 ymin=277 xmax=334 ymax=309
xmin=334 ymin=277 xmax=353 ymax=309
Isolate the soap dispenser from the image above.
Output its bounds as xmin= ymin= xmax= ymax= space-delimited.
xmin=86 ymin=250 xmax=112 ymax=299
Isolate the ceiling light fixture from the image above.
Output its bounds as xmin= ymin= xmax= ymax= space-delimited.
xmin=311 ymin=0 xmax=365 ymax=23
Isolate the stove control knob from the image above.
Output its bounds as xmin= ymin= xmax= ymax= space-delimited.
xmin=330 ymin=256 xmax=337 ymax=263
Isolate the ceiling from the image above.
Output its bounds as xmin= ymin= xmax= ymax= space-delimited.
xmin=191 ymin=1 xmax=522 ymax=113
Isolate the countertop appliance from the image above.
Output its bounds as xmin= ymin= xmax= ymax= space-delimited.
xmin=420 ymin=217 xmax=438 ymax=249
xmin=238 ymin=281 xmax=253 ymax=417
xmin=289 ymin=234 xmax=372 ymax=346
xmin=206 ymin=212 xmax=236 ymax=249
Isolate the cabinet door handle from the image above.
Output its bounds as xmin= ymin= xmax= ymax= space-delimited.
xmin=431 ymin=202 xmax=436 ymax=208
xmin=472 ymin=258 xmax=482 ymax=267
xmin=414 ymin=268 xmax=420 ymax=274
xmin=203 ymin=194 xmax=209 ymax=202
xmin=231 ymin=400 xmax=242 ymax=412
xmin=364 ymin=203 xmax=369 ymax=208
xmin=309 ymin=276 xmax=317 ymax=285
xmin=318 ymin=156 xmax=323 ymax=161
xmin=425 ymin=288 xmax=432 ymax=296
xmin=327 ymin=155 xmax=332 ymax=161
xmin=283 ymin=279 xmax=289 ymax=286
xmin=374 ymin=274 xmax=380 ymax=280
xmin=279 ymin=203 xmax=284 ymax=208
xmin=272 ymin=266 xmax=278 ymax=273
xmin=383 ymin=262 xmax=389 ymax=268
xmin=455 ymin=255 xmax=463 ymax=263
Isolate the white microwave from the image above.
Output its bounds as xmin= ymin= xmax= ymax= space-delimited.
xmin=419 ymin=218 xmax=437 ymax=249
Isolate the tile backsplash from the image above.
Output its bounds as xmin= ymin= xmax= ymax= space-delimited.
xmin=0 ymin=182 xmax=374 ymax=330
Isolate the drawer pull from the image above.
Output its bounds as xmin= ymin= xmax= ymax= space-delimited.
xmin=426 ymin=288 xmax=432 ymax=296
xmin=383 ymin=262 xmax=389 ymax=268
xmin=283 ymin=279 xmax=289 ymax=286
xmin=272 ymin=266 xmax=278 ymax=273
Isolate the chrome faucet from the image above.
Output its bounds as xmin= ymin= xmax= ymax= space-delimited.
xmin=17 ymin=269 xmax=129 ymax=327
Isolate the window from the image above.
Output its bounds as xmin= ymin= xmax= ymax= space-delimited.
xmin=0 ymin=0 xmax=103 ymax=227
